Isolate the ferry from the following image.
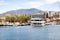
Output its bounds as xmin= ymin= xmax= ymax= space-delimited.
xmin=31 ymin=13 xmax=45 ymax=26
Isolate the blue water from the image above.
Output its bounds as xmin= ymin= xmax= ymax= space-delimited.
xmin=0 ymin=25 xmax=60 ymax=40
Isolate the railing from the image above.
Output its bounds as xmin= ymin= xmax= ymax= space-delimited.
xmin=31 ymin=21 xmax=45 ymax=23
xmin=31 ymin=18 xmax=42 ymax=20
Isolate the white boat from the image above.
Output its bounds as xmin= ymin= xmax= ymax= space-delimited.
xmin=31 ymin=13 xmax=45 ymax=27
xmin=31 ymin=21 xmax=45 ymax=26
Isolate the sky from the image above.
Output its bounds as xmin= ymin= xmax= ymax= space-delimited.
xmin=0 ymin=0 xmax=60 ymax=13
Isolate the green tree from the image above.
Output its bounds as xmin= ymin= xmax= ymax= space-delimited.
xmin=5 ymin=14 xmax=11 ymax=22
xmin=5 ymin=14 xmax=17 ymax=23
xmin=19 ymin=14 xmax=28 ymax=23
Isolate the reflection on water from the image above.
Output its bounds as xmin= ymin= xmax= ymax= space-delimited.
xmin=0 ymin=25 xmax=60 ymax=40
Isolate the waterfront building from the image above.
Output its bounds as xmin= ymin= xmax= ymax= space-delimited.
xmin=0 ymin=16 xmax=5 ymax=25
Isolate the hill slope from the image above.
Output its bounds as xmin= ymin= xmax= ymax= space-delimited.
xmin=3 ymin=8 xmax=43 ymax=14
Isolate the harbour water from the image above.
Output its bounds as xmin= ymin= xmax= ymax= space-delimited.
xmin=0 ymin=25 xmax=60 ymax=40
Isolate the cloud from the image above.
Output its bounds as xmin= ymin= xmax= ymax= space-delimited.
xmin=45 ymin=0 xmax=60 ymax=4
xmin=21 ymin=1 xmax=44 ymax=9
xmin=20 ymin=0 xmax=60 ymax=9
xmin=58 ymin=0 xmax=60 ymax=1
xmin=45 ymin=0 xmax=56 ymax=4
xmin=0 ymin=0 xmax=9 ymax=6
xmin=0 ymin=0 xmax=60 ymax=13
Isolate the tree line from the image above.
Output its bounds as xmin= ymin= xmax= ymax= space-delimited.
xmin=0 ymin=14 xmax=31 ymax=24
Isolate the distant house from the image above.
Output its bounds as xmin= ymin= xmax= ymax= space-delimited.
xmin=0 ymin=16 xmax=5 ymax=25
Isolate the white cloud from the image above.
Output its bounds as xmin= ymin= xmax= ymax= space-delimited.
xmin=21 ymin=0 xmax=60 ymax=9
xmin=45 ymin=0 xmax=60 ymax=4
xmin=0 ymin=0 xmax=9 ymax=6
xmin=45 ymin=0 xmax=56 ymax=4
xmin=0 ymin=0 xmax=60 ymax=13
xmin=21 ymin=1 xmax=44 ymax=9
xmin=57 ymin=0 xmax=60 ymax=1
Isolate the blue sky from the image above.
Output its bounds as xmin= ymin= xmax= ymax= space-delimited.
xmin=0 ymin=0 xmax=60 ymax=13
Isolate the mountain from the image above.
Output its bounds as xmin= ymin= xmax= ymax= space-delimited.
xmin=3 ymin=8 xmax=43 ymax=15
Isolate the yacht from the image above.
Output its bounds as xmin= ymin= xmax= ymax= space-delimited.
xmin=31 ymin=13 xmax=45 ymax=27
